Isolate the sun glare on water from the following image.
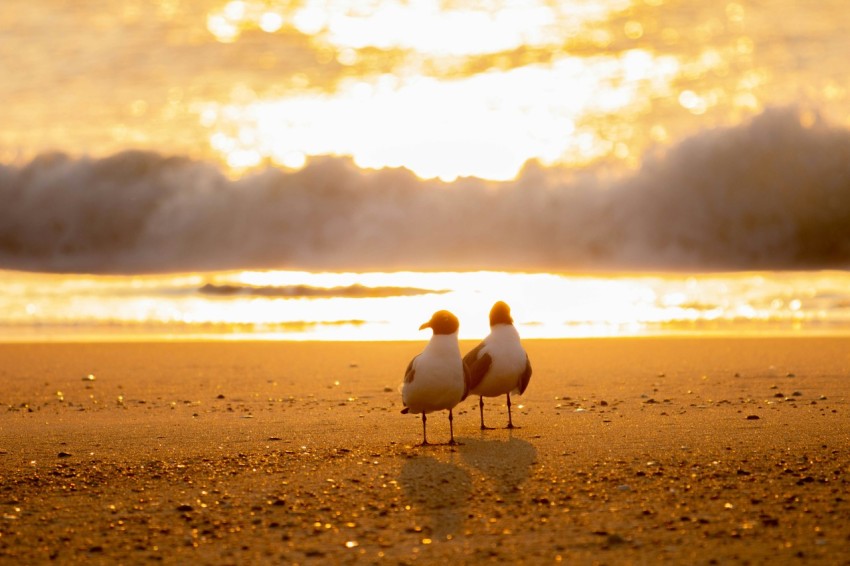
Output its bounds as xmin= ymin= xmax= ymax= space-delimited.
xmin=4 ymin=270 xmax=849 ymax=342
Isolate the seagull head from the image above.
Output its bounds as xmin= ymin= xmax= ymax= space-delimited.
xmin=420 ymin=310 xmax=460 ymax=335
xmin=489 ymin=301 xmax=513 ymax=326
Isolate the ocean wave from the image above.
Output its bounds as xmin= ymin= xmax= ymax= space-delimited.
xmin=198 ymin=282 xmax=449 ymax=298
xmin=2 ymin=107 xmax=849 ymax=273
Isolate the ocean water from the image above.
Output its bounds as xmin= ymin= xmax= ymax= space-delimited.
xmin=3 ymin=269 xmax=850 ymax=341
xmin=1 ymin=1 xmax=849 ymax=340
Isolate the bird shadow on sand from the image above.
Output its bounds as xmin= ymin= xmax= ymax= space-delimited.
xmin=457 ymin=435 xmax=537 ymax=501
xmin=399 ymin=454 xmax=472 ymax=540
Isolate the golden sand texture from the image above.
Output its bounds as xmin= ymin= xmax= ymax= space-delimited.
xmin=0 ymin=338 xmax=849 ymax=564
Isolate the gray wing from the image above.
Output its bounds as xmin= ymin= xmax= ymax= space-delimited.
xmin=463 ymin=342 xmax=491 ymax=392
xmin=400 ymin=355 xmax=418 ymax=414
xmin=461 ymin=361 xmax=471 ymax=401
xmin=404 ymin=355 xmax=417 ymax=384
xmin=517 ymin=354 xmax=532 ymax=395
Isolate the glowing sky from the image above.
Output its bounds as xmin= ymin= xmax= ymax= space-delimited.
xmin=6 ymin=0 xmax=849 ymax=182
xmin=197 ymin=0 xmax=715 ymax=179
xmin=0 ymin=0 xmax=850 ymax=180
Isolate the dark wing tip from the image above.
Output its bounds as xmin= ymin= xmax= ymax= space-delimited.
xmin=404 ymin=356 xmax=416 ymax=384
xmin=461 ymin=362 xmax=471 ymax=401
xmin=518 ymin=355 xmax=532 ymax=394
xmin=400 ymin=407 xmax=409 ymax=414
xmin=469 ymin=351 xmax=492 ymax=392
xmin=462 ymin=341 xmax=485 ymax=367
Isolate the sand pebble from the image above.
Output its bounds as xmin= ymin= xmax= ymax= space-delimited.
xmin=82 ymin=374 xmax=96 ymax=381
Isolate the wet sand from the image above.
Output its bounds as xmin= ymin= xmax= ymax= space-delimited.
xmin=1 ymin=338 xmax=849 ymax=564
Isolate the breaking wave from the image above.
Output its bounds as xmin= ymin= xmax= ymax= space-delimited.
xmin=2 ymin=107 xmax=850 ymax=273
xmin=198 ymin=283 xmax=449 ymax=298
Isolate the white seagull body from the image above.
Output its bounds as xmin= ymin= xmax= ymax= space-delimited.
xmin=402 ymin=334 xmax=466 ymax=414
xmin=464 ymin=301 xmax=532 ymax=429
xmin=401 ymin=310 xmax=469 ymax=445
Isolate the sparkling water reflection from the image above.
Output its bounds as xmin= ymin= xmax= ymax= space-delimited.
xmin=2 ymin=270 xmax=849 ymax=341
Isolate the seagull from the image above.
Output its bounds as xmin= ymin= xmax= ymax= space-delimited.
xmin=401 ymin=310 xmax=469 ymax=445
xmin=463 ymin=301 xmax=532 ymax=429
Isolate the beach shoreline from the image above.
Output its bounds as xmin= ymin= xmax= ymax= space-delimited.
xmin=1 ymin=338 xmax=849 ymax=564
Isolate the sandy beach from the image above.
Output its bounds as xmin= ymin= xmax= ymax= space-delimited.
xmin=1 ymin=338 xmax=849 ymax=564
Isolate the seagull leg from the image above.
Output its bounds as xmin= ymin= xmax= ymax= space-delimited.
xmin=479 ymin=396 xmax=493 ymax=430
xmin=447 ymin=409 xmax=461 ymax=446
xmin=419 ymin=413 xmax=429 ymax=446
xmin=506 ymin=393 xmax=520 ymax=429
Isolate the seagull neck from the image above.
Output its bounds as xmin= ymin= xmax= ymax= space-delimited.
xmin=490 ymin=323 xmax=518 ymax=336
xmin=425 ymin=332 xmax=460 ymax=354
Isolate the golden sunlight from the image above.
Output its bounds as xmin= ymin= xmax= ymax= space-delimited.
xmin=197 ymin=49 xmax=683 ymax=181
xmin=206 ymin=0 xmax=632 ymax=52
xmin=190 ymin=0 xmax=714 ymax=181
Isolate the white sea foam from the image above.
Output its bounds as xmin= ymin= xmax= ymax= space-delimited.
xmin=1 ymin=108 xmax=849 ymax=273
